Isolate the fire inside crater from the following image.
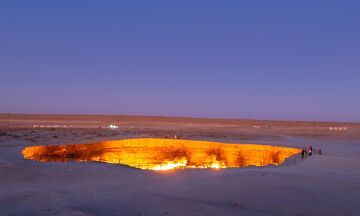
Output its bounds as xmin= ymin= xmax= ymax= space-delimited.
xmin=22 ymin=138 xmax=300 ymax=170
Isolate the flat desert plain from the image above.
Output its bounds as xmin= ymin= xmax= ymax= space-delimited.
xmin=0 ymin=114 xmax=359 ymax=216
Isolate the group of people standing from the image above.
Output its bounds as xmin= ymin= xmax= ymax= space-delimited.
xmin=301 ymin=145 xmax=322 ymax=158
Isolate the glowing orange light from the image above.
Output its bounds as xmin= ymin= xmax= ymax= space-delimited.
xmin=22 ymin=138 xmax=300 ymax=170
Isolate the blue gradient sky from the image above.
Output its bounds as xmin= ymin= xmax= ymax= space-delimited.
xmin=1 ymin=1 xmax=359 ymax=122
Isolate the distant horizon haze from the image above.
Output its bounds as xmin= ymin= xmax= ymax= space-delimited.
xmin=1 ymin=112 xmax=359 ymax=124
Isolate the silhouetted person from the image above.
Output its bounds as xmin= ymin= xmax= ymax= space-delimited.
xmin=301 ymin=149 xmax=306 ymax=158
xmin=318 ymin=148 xmax=322 ymax=155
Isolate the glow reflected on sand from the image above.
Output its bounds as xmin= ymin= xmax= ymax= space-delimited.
xmin=22 ymin=138 xmax=300 ymax=170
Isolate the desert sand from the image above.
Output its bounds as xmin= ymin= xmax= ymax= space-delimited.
xmin=0 ymin=114 xmax=359 ymax=215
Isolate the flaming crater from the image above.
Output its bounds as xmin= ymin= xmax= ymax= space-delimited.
xmin=22 ymin=138 xmax=301 ymax=170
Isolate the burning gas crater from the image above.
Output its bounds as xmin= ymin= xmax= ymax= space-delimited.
xmin=22 ymin=138 xmax=300 ymax=170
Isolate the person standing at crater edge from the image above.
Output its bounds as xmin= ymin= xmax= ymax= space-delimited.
xmin=301 ymin=149 xmax=306 ymax=158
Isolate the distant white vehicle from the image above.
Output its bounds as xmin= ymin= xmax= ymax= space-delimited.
xmin=108 ymin=124 xmax=119 ymax=129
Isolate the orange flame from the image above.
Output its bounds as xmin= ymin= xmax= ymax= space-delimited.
xmin=22 ymin=138 xmax=300 ymax=170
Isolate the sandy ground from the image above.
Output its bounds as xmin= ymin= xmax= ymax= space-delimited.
xmin=0 ymin=114 xmax=360 ymax=216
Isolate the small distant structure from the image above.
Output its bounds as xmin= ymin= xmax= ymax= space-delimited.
xmin=108 ymin=124 xmax=119 ymax=129
xmin=329 ymin=126 xmax=347 ymax=131
xmin=32 ymin=124 xmax=73 ymax=128
xmin=252 ymin=125 xmax=272 ymax=129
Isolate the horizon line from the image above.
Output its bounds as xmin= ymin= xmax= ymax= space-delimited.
xmin=1 ymin=112 xmax=359 ymax=125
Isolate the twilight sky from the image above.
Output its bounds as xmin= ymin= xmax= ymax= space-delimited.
xmin=1 ymin=1 xmax=359 ymax=122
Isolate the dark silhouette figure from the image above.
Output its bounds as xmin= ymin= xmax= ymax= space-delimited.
xmin=301 ymin=149 xmax=305 ymax=158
